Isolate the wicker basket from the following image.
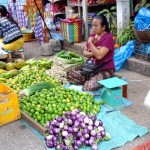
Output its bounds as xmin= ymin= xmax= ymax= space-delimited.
xmin=134 ymin=29 xmax=150 ymax=43
xmin=61 ymin=19 xmax=83 ymax=43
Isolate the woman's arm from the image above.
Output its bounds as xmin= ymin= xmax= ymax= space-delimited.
xmin=88 ymin=37 xmax=109 ymax=60
xmin=83 ymin=47 xmax=94 ymax=58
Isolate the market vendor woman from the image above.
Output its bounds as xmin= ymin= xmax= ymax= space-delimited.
xmin=67 ymin=15 xmax=114 ymax=91
xmin=0 ymin=5 xmax=24 ymax=51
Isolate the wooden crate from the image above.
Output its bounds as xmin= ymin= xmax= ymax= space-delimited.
xmin=21 ymin=110 xmax=48 ymax=136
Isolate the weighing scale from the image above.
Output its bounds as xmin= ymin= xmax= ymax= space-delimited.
xmin=99 ymin=77 xmax=128 ymax=108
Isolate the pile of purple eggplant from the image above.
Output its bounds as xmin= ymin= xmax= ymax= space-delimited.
xmin=45 ymin=109 xmax=111 ymax=150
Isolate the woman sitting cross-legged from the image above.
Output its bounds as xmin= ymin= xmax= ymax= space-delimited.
xmin=67 ymin=15 xmax=115 ymax=91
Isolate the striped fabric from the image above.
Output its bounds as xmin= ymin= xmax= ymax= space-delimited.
xmin=0 ymin=17 xmax=22 ymax=44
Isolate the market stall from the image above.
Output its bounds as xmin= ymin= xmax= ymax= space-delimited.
xmin=0 ymin=1 xmax=150 ymax=150
xmin=0 ymin=48 xmax=149 ymax=149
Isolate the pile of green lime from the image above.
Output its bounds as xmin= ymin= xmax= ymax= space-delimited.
xmin=19 ymin=87 xmax=103 ymax=126
xmin=6 ymin=67 xmax=60 ymax=91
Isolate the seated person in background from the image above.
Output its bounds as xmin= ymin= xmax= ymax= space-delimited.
xmin=0 ymin=5 xmax=24 ymax=51
xmin=67 ymin=15 xmax=114 ymax=91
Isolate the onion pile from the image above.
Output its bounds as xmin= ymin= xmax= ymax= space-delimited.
xmin=45 ymin=109 xmax=111 ymax=150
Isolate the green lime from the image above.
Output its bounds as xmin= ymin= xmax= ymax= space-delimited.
xmin=30 ymin=109 xmax=35 ymax=113
xmin=35 ymin=111 xmax=39 ymax=116
xmin=40 ymin=109 xmax=45 ymax=114
xmin=37 ymin=115 xmax=42 ymax=121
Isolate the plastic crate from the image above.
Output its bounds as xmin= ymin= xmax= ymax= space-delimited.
xmin=134 ymin=41 xmax=150 ymax=62
xmin=61 ymin=19 xmax=83 ymax=43
xmin=0 ymin=84 xmax=21 ymax=126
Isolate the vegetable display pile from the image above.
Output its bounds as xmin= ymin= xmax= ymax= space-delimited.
xmin=45 ymin=109 xmax=111 ymax=150
xmin=6 ymin=67 xmax=60 ymax=91
xmin=56 ymin=51 xmax=85 ymax=68
xmin=25 ymin=58 xmax=53 ymax=69
xmin=0 ymin=60 xmax=25 ymax=70
xmin=19 ymin=87 xmax=103 ymax=126
xmin=46 ymin=56 xmax=68 ymax=85
xmin=0 ymin=60 xmax=25 ymax=82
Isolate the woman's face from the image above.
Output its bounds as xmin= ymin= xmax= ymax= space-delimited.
xmin=92 ymin=18 xmax=105 ymax=35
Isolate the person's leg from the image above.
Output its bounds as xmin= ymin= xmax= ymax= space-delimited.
xmin=0 ymin=39 xmax=3 ymax=43
xmin=3 ymin=38 xmax=24 ymax=51
xmin=83 ymin=69 xmax=114 ymax=91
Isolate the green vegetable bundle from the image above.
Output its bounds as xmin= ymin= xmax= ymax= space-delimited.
xmin=19 ymin=82 xmax=55 ymax=98
xmin=56 ymin=51 xmax=85 ymax=67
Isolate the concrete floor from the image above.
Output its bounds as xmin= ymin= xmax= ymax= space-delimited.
xmin=0 ymin=41 xmax=150 ymax=150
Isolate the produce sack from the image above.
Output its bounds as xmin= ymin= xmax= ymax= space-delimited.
xmin=134 ymin=7 xmax=150 ymax=31
xmin=114 ymin=40 xmax=135 ymax=71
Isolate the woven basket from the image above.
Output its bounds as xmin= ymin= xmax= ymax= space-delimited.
xmin=134 ymin=29 xmax=150 ymax=43
xmin=61 ymin=19 xmax=83 ymax=43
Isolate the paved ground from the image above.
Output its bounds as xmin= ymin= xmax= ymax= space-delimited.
xmin=0 ymin=41 xmax=150 ymax=150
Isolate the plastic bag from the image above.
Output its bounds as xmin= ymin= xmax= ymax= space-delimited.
xmin=134 ymin=7 xmax=150 ymax=31
xmin=114 ymin=40 xmax=135 ymax=71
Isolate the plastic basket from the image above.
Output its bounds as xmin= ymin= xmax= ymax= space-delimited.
xmin=134 ymin=41 xmax=150 ymax=62
xmin=134 ymin=29 xmax=150 ymax=43
xmin=23 ymin=32 xmax=33 ymax=42
xmin=0 ymin=83 xmax=21 ymax=126
xmin=61 ymin=19 xmax=83 ymax=43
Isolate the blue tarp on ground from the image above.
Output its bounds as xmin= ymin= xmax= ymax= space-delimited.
xmin=21 ymin=84 xmax=148 ymax=150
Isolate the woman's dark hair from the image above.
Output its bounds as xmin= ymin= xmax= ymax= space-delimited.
xmin=94 ymin=15 xmax=110 ymax=33
xmin=0 ymin=5 xmax=19 ymax=26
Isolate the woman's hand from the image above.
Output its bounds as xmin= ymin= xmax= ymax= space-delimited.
xmin=83 ymin=47 xmax=93 ymax=58
xmin=88 ymin=37 xmax=94 ymax=44
xmin=88 ymin=37 xmax=98 ymax=44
